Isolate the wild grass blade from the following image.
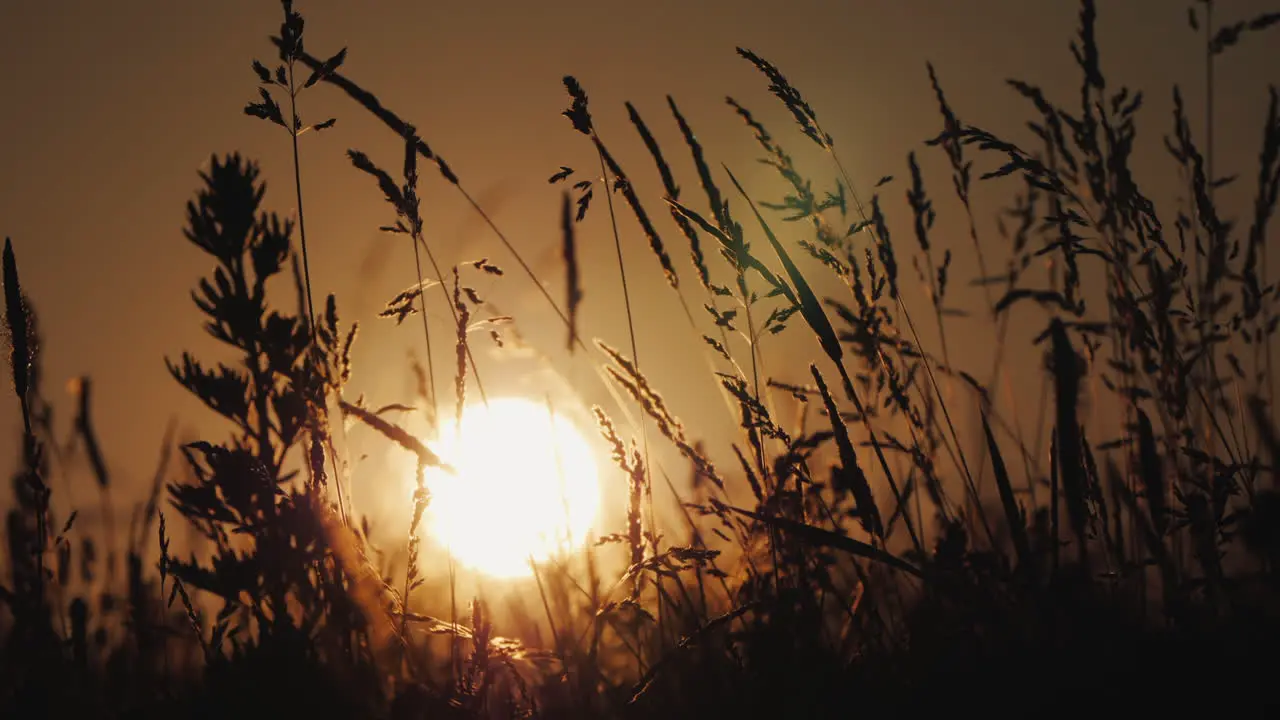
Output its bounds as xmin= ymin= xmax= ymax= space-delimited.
xmin=982 ymin=411 xmax=1031 ymax=571
xmin=729 ymin=506 xmax=922 ymax=578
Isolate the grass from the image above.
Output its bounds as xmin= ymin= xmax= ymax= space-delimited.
xmin=4 ymin=0 xmax=1280 ymax=717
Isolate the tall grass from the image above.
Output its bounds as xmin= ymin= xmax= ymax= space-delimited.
xmin=3 ymin=0 xmax=1280 ymax=717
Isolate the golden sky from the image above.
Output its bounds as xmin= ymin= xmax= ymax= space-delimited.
xmin=2 ymin=0 xmax=1277 ymax=522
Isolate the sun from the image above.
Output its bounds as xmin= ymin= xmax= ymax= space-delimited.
xmin=419 ymin=396 xmax=601 ymax=578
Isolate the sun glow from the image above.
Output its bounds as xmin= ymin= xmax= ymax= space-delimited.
xmin=420 ymin=397 xmax=601 ymax=578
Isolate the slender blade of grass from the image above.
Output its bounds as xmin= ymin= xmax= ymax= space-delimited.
xmin=729 ymin=505 xmax=922 ymax=578
xmin=982 ymin=411 xmax=1031 ymax=571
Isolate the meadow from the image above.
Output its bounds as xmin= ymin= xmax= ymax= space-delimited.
xmin=3 ymin=1 xmax=1280 ymax=717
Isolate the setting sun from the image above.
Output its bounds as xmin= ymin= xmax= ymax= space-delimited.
xmin=419 ymin=396 xmax=601 ymax=578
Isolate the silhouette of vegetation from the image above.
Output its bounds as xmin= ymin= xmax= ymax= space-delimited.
xmin=3 ymin=0 xmax=1280 ymax=717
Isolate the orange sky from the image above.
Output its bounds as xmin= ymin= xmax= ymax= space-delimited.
xmin=2 ymin=1 xmax=1278 ymax=531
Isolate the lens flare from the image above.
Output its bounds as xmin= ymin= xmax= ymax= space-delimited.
xmin=420 ymin=396 xmax=601 ymax=578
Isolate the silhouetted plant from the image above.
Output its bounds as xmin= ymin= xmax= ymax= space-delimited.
xmin=3 ymin=0 xmax=1280 ymax=716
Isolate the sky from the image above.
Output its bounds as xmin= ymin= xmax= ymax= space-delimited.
xmin=1 ymin=0 xmax=1278 ymax=539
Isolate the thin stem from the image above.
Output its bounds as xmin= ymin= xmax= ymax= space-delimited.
xmin=286 ymin=64 xmax=318 ymax=338
xmin=832 ymin=152 xmax=976 ymax=547
xmin=1204 ymin=0 xmax=1221 ymax=464
xmin=738 ymin=271 xmax=784 ymax=589
xmin=448 ymin=545 xmax=459 ymax=691
xmin=529 ymin=556 xmax=571 ymax=683
xmin=1205 ymin=1 xmax=1215 ymax=202
xmin=597 ymin=151 xmax=642 ymax=390
xmin=285 ymin=61 xmax=349 ymax=524
xmin=675 ymin=276 xmax=743 ymax=431
xmin=593 ymin=146 xmax=663 ymax=654
xmin=415 ymin=233 xmax=489 ymax=409
xmin=409 ymin=232 xmax=439 ymax=426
